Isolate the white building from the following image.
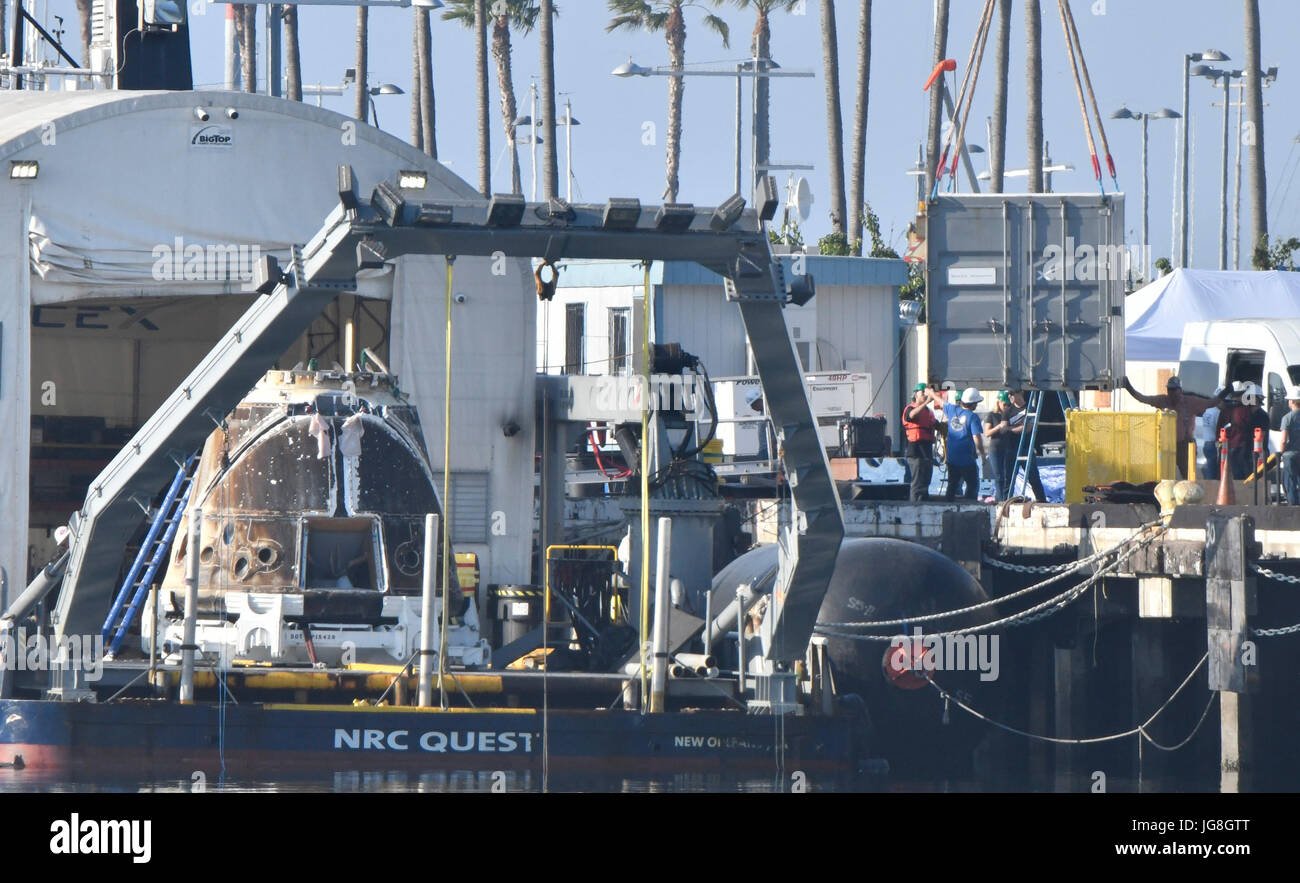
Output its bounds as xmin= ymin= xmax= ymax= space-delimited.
xmin=0 ymin=90 xmax=536 ymax=609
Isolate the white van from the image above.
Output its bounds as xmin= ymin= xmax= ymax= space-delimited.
xmin=1178 ymin=318 xmax=1300 ymax=454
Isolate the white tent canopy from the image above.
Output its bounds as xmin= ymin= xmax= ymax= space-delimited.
xmin=1125 ymin=269 xmax=1300 ymax=361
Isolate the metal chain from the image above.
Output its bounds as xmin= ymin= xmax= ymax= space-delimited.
xmin=1251 ymin=622 xmax=1300 ymax=638
xmin=982 ymin=523 xmax=1161 ymax=574
xmin=1250 ymin=563 xmax=1300 ymax=586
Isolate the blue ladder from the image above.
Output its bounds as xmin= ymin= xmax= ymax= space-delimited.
xmin=101 ymin=455 xmax=199 ymax=658
xmin=1010 ymin=391 xmax=1075 ymax=498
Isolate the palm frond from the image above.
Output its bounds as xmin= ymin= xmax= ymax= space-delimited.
xmin=702 ymin=12 xmax=730 ymax=47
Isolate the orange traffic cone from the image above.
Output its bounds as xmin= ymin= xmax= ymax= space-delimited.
xmin=1216 ymin=429 xmax=1236 ymax=506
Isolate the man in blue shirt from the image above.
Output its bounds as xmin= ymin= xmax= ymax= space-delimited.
xmin=935 ymin=387 xmax=989 ymax=500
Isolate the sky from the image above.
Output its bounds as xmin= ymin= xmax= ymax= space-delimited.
xmin=26 ymin=0 xmax=1300 ymax=266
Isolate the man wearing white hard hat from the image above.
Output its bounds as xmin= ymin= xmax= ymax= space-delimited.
xmin=1281 ymin=386 xmax=1300 ymax=504
xmin=928 ymin=386 xmax=989 ymax=501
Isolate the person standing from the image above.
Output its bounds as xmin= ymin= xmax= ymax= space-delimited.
xmin=939 ymin=387 xmax=989 ymax=501
xmin=1123 ymin=375 xmax=1227 ymax=478
xmin=902 ymin=382 xmax=938 ymax=502
xmin=983 ymin=391 xmax=1015 ymax=501
xmin=1281 ymin=387 xmax=1300 ymax=504
xmin=1199 ymin=386 xmax=1226 ymax=479
xmin=1217 ymin=382 xmax=1257 ymax=480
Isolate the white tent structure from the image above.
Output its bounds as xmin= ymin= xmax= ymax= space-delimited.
xmin=0 ymin=91 xmax=536 ymax=612
xmin=1124 ymin=269 xmax=1300 ymax=362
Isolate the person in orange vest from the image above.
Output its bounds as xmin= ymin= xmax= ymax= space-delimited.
xmin=902 ymin=382 xmax=938 ymax=501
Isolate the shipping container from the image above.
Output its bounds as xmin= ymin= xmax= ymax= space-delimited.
xmin=924 ymin=194 xmax=1126 ymax=391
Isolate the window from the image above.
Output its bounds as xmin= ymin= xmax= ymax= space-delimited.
xmin=1269 ymin=372 xmax=1287 ymax=431
xmin=609 ymin=308 xmax=631 ymax=375
xmin=564 ymin=304 xmax=585 ymax=375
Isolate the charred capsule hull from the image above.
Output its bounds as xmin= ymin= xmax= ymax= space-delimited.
xmin=149 ymin=370 xmax=483 ymax=666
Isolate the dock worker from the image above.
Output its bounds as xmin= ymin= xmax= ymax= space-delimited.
xmin=983 ymin=391 xmax=1016 ymax=501
xmin=935 ymin=387 xmax=989 ymax=501
xmin=1281 ymin=387 xmax=1300 ymax=505
xmin=1005 ymin=390 xmax=1047 ymax=500
xmin=903 ymin=382 xmax=938 ymax=501
xmin=1216 ymin=381 xmax=1263 ymax=480
xmin=1122 ymin=375 xmax=1227 ymax=479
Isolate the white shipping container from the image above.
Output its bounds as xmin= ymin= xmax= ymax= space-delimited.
xmin=712 ymin=372 xmax=874 ymax=457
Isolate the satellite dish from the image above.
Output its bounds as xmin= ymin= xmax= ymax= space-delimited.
xmin=791 ymin=176 xmax=814 ymax=222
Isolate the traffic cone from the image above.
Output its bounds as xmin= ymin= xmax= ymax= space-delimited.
xmin=1216 ymin=429 xmax=1236 ymax=506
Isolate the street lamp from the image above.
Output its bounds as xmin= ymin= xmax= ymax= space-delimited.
xmin=1179 ymin=49 xmax=1229 ymax=267
xmin=1192 ymin=64 xmax=1243 ymax=271
xmin=612 ymin=56 xmax=814 ymax=196
xmin=367 ymin=83 xmax=403 ymax=130
xmin=1110 ymin=105 xmax=1180 ymax=282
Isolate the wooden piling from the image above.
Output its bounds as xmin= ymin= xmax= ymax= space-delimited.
xmin=1205 ymin=514 xmax=1254 ymax=793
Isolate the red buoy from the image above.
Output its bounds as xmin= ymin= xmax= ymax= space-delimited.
xmin=883 ymin=638 xmax=935 ymax=690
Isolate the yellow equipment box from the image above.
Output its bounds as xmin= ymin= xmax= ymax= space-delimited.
xmin=1065 ymin=410 xmax=1178 ymax=503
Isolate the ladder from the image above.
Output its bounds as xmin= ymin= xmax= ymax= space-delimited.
xmin=1009 ymin=391 xmax=1075 ymax=499
xmin=101 ymin=455 xmax=199 ymax=659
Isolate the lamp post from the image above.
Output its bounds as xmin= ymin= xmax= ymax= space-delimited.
xmin=612 ymin=57 xmax=815 ymax=196
xmin=1111 ymin=106 xmax=1181 ymax=282
xmin=367 ymin=83 xmax=404 ymax=130
xmin=1179 ymin=49 xmax=1230 ymax=267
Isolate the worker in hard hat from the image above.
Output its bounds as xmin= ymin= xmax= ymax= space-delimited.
xmin=1217 ymin=381 xmax=1265 ymax=480
xmin=1123 ymin=375 xmax=1228 ymax=479
xmin=983 ymin=390 xmax=1017 ymax=501
xmin=935 ymin=387 xmax=989 ymax=501
xmin=1281 ymin=387 xmax=1300 ymax=505
xmin=902 ymin=382 xmax=939 ymax=501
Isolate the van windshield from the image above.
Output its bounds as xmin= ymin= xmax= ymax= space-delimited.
xmin=1291 ymin=366 xmax=1300 ymax=386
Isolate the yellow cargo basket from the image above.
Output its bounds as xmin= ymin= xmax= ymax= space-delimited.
xmin=1065 ymin=410 xmax=1178 ymax=503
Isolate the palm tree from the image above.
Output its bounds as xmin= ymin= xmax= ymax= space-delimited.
xmin=924 ymin=0 xmax=949 ymax=196
xmin=445 ymin=1 xmax=545 ymax=196
xmin=988 ymin=0 xmax=1011 ymax=193
xmin=1244 ymin=0 xmax=1268 ymax=265
xmin=416 ymin=8 xmax=436 ymax=155
xmin=74 ymin=0 xmax=92 ymax=62
xmin=539 ymin=0 xmax=559 ymax=199
xmin=1025 ymin=0 xmax=1042 ymax=193
xmin=730 ymin=0 xmax=800 ymax=184
xmin=818 ymin=0 xmax=845 ymax=235
xmin=412 ymin=22 xmax=424 ymax=150
xmin=474 ymin=0 xmax=491 ymax=195
xmin=284 ymin=6 xmax=303 ymax=102
xmin=606 ymin=1 xmax=730 ymax=204
xmin=241 ymin=5 xmax=257 ymax=95
xmin=847 ymin=0 xmax=871 ymax=253
xmin=354 ymin=7 xmax=368 ymax=121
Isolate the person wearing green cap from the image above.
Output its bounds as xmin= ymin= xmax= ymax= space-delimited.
xmin=983 ymin=391 xmax=1016 ymax=501
xmin=902 ymin=382 xmax=939 ymax=501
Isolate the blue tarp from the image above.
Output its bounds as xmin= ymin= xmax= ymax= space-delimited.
xmin=1125 ymin=269 xmax=1300 ymax=362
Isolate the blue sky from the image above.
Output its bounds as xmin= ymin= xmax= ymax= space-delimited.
xmin=39 ymin=0 xmax=1300 ymax=264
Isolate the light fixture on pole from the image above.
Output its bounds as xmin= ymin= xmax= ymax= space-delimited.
xmin=367 ymin=83 xmax=404 ymax=130
xmin=1193 ymin=64 xmax=1242 ymax=271
xmin=611 ymin=56 xmax=814 ymax=199
xmin=1111 ymin=105 xmax=1180 ymax=282
xmin=1179 ymin=49 xmax=1230 ymax=267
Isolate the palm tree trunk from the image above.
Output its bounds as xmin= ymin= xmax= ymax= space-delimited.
xmin=925 ymin=0 xmax=949 ymax=195
xmin=411 ymin=19 xmax=424 ymax=150
xmin=1244 ymin=0 xmax=1268 ymax=264
xmin=354 ymin=7 xmax=368 ymax=122
xmin=665 ymin=5 xmax=687 ymax=203
xmin=241 ymin=5 xmax=257 ymax=95
xmin=284 ymin=6 xmax=302 ymax=101
xmin=820 ymin=0 xmax=846 ymax=236
xmin=752 ymin=9 xmax=772 ymax=182
xmin=493 ymin=18 xmax=523 ymax=195
xmin=539 ymin=0 xmax=559 ymax=199
xmin=475 ymin=0 xmax=491 ymax=195
xmin=417 ymin=8 xmax=436 ymax=157
xmin=989 ymin=0 xmax=1011 ymax=193
xmin=1025 ymin=0 xmax=1043 ymax=193
xmin=74 ymin=0 xmax=92 ymax=63
xmin=848 ymin=0 xmax=871 ymax=255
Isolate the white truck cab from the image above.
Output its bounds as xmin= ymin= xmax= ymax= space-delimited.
xmin=1178 ymin=318 xmax=1300 ymax=454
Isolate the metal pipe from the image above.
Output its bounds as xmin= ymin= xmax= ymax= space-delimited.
xmin=1140 ymin=114 xmax=1149 ymax=281
xmin=1179 ymin=54 xmax=1191 ymax=267
xmin=705 ymin=583 xmax=755 ymax=650
xmin=649 ymin=516 xmax=672 ymax=712
xmin=418 ymin=512 xmax=439 ymax=706
xmin=179 ymin=509 xmax=201 ymax=704
xmin=673 ymin=652 xmax=716 ymax=670
xmin=703 ymin=588 xmax=713 ymax=656
xmin=1219 ymin=73 xmax=1231 ymax=270
xmin=734 ymin=63 xmax=743 ymax=195
xmin=0 ymin=549 xmax=69 ymax=623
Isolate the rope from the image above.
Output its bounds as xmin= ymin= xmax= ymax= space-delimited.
xmin=932 ymin=0 xmax=996 ymax=198
xmin=948 ymin=0 xmax=997 ymax=189
xmin=1056 ymin=0 xmax=1101 ymax=191
xmin=439 ymin=255 xmax=455 ymax=710
xmin=928 ymin=651 xmax=1208 ymax=747
xmin=817 ymin=522 xmax=1164 ymax=631
xmin=638 ymin=262 xmax=652 ymax=712
xmin=1059 ymin=0 xmax=1117 ymax=187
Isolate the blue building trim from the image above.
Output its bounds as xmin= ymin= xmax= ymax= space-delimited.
xmin=555 ymin=255 xmax=908 ymax=290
